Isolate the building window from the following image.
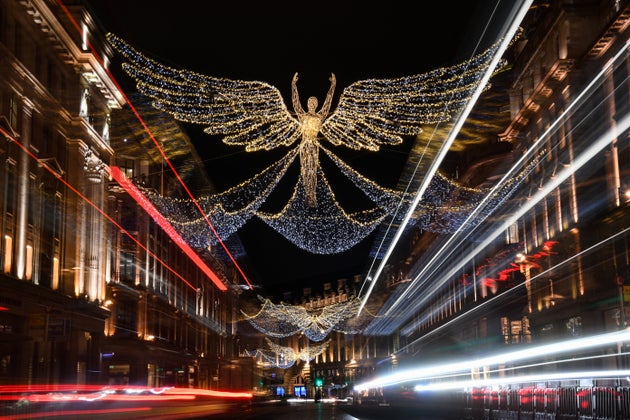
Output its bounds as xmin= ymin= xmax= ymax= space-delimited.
xmin=119 ymin=251 xmax=136 ymax=285
xmin=118 ymin=158 xmax=134 ymax=180
xmin=3 ymin=235 xmax=11 ymax=274
xmin=102 ymin=113 xmax=110 ymax=141
xmin=565 ymin=316 xmax=582 ymax=337
xmin=8 ymin=95 xmax=17 ymax=130
xmin=506 ymin=222 xmax=519 ymax=244
xmin=79 ymin=88 xmax=89 ymax=119
xmin=52 ymin=255 xmax=59 ymax=289
xmin=25 ymin=244 xmax=32 ymax=280
xmin=39 ymin=190 xmax=62 ymax=288
xmin=2 ymin=161 xmax=16 ymax=274
xmin=115 ymin=300 xmax=137 ymax=338
xmin=501 ymin=316 xmax=531 ymax=344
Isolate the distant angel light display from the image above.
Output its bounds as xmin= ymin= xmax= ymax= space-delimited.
xmin=243 ymin=338 xmax=331 ymax=369
xmin=240 ymin=295 xmax=369 ymax=342
xmin=107 ymin=33 xmax=503 ymax=254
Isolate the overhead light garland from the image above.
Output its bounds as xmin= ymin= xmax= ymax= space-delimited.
xmin=230 ymin=155 xmax=536 ymax=336
xmin=107 ymin=33 xmax=505 ymax=253
xmin=136 ymin=145 xmax=520 ymax=254
xmin=241 ymin=295 xmax=371 ymax=342
xmin=243 ymin=338 xmax=331 ymax=369
xmin=137 ymin=147 xmax=298 ymax=247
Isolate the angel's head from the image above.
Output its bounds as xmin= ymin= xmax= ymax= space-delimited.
xmin=307 ymin=96 xmax=318 ymax=112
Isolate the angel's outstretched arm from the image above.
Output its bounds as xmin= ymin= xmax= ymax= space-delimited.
xmin=292 ymin=72 xmax=305 ymax=115
xmin=319 ymin=73 xmax=336 ymax=116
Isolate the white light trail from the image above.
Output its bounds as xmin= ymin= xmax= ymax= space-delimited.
xmin=412 ymin=93 xmax=630 ymax=312
xmin=399 ymin=224 xmax=630 ymax=339
xmin=354 ymin=329 xmax=630 ymax=391
xmin=414 ymin=369 xmax=630 ymax=392
xmin=369 ymin=37 xmax=630 ymax=333
xmin=358 ymin=0 xmax=534 ymax=315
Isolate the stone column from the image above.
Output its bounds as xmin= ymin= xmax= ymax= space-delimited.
xmin=15 ymin=101 xmax=32 ymax=280
xmin=83 ymin=148 xmax=106 ymax=301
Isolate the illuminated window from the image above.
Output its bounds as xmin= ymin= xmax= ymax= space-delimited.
xmin=52 ymin=256 xmax=59 ymax=289
xmin=102 ymin=113 xmax=110 ymax=141
xmin=25 ymin=244 xmax=32 ymax=280
xmin=565 ymin=316 xmax=582 ymax=337
xmin=501 ymin=316 xmax=531 ymax=344
xmin=3 ymin=235 xmax=11 ymax=274
xmin=81 ymin=22 xmax=88 ymax=51
xmin=79 ymin=87 xmax=89 ymax=118
xmin=8 ymin=95 xmax=17 ymax=129
xmin=118 ymin=158 xmax=134 ymax=180
xmin=506 ymin=222 xmax=519 ymax=244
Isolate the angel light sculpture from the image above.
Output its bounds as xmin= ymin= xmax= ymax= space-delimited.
xmin=106 ymin=33 xmax=500 ymax=210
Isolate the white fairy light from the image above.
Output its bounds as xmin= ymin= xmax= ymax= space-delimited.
xmin=136 ymin=148 xmax=532 ymax=254
xmin=106 ymin=32 xmax=500 ymax=216
xmin=241 ymin=295 xmax=369 ymax=342
xmin=244 ymin=338 xmax=331 ymax=369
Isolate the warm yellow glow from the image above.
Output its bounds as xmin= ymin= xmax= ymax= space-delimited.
xmin=254 ymin=337 xmax=330 ymax=367
xmin=242 ymin=295 xmax=368 ymax=341
xmin=25 ymin=245 xmax=32 ymax=280
xmin=104 ymin=314 xmax=115 ymax=336
xmin=74 ymin=270 xmax=80 ymax=297
xmin=107 ymin=33 xmax=500 ymax=209
xmin=292 ymin=73 xmax=335 ymax=206
xmin=52 ymin=257 xmax=59 ymax=289
xmin=3 ymin=235 xmax=11 ymax=274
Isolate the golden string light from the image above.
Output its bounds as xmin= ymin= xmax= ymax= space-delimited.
xmin=136 ymin=146 xmax=532 ymax=254
xmin=244 ymin=338 xmax=331 ymax=369
xmin=107 ymin=33 xmax=501 ymax=203
xmin=137 ymin=144 xmax=408 ymax=253
xmin=241 ymin=295 xmax=369 ymax=342
xmin=107 ymin=33 xmax=507 ymax=253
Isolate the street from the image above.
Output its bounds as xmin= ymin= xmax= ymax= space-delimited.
xmin=203 ymin=399 xmax=463 ymax=420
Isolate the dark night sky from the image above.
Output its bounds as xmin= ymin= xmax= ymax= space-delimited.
xmin=85 ymin=0 xmax=510 ymax=296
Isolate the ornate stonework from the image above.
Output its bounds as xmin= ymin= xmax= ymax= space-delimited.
xmin=83 ymin=149 xmax=105 ymax=183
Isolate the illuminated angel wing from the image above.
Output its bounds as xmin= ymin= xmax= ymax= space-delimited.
xmin=106 ymin=33 xmax=301 ymax=151
xmin=320 ymin=44 xmax=500 ymax=151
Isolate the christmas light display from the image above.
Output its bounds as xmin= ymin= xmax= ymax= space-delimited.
xmin=106 ymin=33 xmax=504 ymax=250
xmin=109 ymin=166 xmax=228 ymax=291
xmin=135 ymin=148 xmax=532 ymax=255
xmin=243 ymin=338 xmax=331 ymax=369
xmin=241 ymin=295 xmax=370 ymax=342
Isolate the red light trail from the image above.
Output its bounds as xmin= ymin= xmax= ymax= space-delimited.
xmin=0 ymin=127 xmax=198 ymax=292
xmin=110 ymin=167 xmax=227 ymax=291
